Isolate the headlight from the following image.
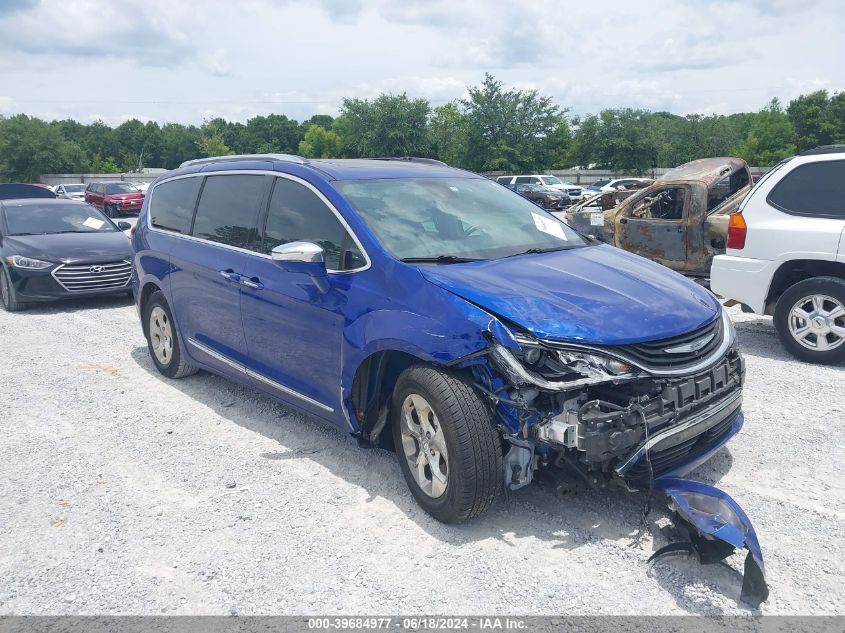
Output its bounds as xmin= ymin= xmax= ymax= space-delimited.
xmin=492 ymin=342 xmax=636 ymax=391
xmin=5 ymin=255 xmax=53 ymax=269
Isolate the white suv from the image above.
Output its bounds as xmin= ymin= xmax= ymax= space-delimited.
xmin=496 ymin=175 xmax=583 ymax=201
xmin=711 ymin=146 xmax=845 ymax=364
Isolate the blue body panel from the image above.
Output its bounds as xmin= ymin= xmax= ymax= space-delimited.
xmin=131 ymin=157 xmax=732 ymax=458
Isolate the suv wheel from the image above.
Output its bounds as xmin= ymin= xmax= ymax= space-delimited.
xmin=143 ymin=291 xmax=199 ymax=378
xmin=0 ymin=267 xmax=27 ymax=312
xmin=392 ymin=365 xmax=502 ymax=523
xmin=774 ymin=276 xmax=845 ymax=364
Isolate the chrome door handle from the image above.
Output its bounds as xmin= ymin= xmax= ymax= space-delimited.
xmin=241 ymin=277 xmax=264 ymax=290
xmin=219 ymin=269 xmax=241 ymax=282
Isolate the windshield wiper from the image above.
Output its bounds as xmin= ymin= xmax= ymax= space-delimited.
xmin=400 ymin=255 xmax=483 ymax=264
xmin=505 ymin=246 xmax=572 ymax=258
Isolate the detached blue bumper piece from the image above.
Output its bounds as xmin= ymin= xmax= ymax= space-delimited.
xmin=651 ymin=477 xmax=769 ymax=608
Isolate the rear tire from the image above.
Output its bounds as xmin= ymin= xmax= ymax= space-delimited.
xmin=774 ymin=276 xmax=845 ymax=365
xmin=143 ymin=290 xmax=199 ymax=378
xmin=392 ymin=365 xmax=503 ymax=523
xmin=0 ymin=267 xmax=27 ymax=312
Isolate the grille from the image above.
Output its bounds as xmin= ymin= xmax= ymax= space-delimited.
xmin=612 ymin=316 xmax=723 ymax=370
xmin=52 ymin=260 xmax=132 ymax=293
xmin=624 ymin=404 xmax=739 ymax=485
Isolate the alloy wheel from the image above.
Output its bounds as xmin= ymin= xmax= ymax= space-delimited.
xmin=399 ymin=393 xmax=449 ymax=499
xmin=149 ymin=306 xmax=174 ymax=366
xmin=788 ymin=294 xmax=845 ymax=352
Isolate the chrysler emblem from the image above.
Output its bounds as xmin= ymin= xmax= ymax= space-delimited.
xmin=89 ymin=265 xmax=105 ymax=273
xmin=663 ymin=333 xmax=714 ymax=354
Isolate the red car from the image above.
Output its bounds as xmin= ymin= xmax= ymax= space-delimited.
xmin=85 ymin=181 xmax=145 ymax=217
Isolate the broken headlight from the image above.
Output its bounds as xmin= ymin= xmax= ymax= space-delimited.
xmin=492 ymin=341 xmax=637 ymax=391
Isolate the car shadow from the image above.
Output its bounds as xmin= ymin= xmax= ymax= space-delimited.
xmin=129 ymin=345 xmax=751 ymax=614
xmin=14 ymin=293 xmax=133 ymax=315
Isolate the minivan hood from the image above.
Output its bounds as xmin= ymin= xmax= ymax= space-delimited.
xmin=418 ymin=245 xmax=721 ymax=345
xmin=6 ymin=232 xmax=132 ymax=264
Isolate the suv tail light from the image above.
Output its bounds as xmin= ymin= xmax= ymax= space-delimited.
xmin=727 ymin=212 xmax=747 ymax=250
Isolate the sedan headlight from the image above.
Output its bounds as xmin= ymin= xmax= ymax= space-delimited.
xmin=6 ymin=255 xmax=53 ymax=269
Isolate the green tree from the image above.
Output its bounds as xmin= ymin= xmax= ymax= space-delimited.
xmin=0 ymin=115 xmax=87 ymax=181
xmin=198 ymin=121 xmax=234 ymax=158
xmin=245 ymin=114 xmax=303 ymax=153
xmin=461 ymin=73 xmax=564 ymax=172
xmin=427 ymin=102 xmax=469 ymax=166
xmin=787 ymin=90 xmax=835 ymax=151
xmin=339 ymin=93 xmax=431 ymax=157
xmin=733 ymin=99 xmax=798 ymax=166
xmin=298 ymin=124 xmax=342 ymax=158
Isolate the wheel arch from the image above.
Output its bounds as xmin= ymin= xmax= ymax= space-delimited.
xmin=765 ymin=259 xmax=845 ymax=315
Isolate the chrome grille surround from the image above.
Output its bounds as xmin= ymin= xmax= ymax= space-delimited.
xmin=51 ymin=259 xmax=132 ymax=293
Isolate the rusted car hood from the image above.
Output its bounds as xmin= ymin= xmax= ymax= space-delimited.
xmin=419 ymin=244 xmax=720 ymax=345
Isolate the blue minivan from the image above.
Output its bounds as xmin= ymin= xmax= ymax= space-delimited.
xmin=131 ymin=155 xmax=745 ymax=524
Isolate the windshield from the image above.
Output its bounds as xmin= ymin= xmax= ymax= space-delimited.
xmin=64 ymin=184 xmax=86 ymax=193
xmin=541 ymin=176 xmax=562 ymax=185
xmin=333 ymin=177 xmax=586 ymax=261
xmin=3 ymin=203 xmax=116 ymax=235
xmin=105 ymin=183 xmax=138 ymax=194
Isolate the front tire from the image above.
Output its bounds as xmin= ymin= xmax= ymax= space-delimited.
xmin=392 ymin=365 xmax=503 ymax=523
xmin=143 ymin=291 xmax=198 ymax=378
xmin=774 ymin=276 xmax=845 ymax=364
xmin=0 ymin=267 xmax=27 ymax=312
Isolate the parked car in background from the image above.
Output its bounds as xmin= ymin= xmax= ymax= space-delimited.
xmin=55 ymin=183 xmax=87 ymax=200
xmin=497 ymin=175 xmax=583 ymax=202
xmin=565 ymin=157 xmax=752 ymax=278
xmin=711 ymin=145 xmax=845 ymax=364
xmin=0 ymin=199 xmax=132 ymax=311
xmin=134 ymin=182 xmax=150 ymax=193
xmin=585 ymin=177 xmax=654 ymax=194
xmin=509 ymin=183 xmax=571 ymax=209
xmin=85 ymin=181 xmax=145 ymax=217
xmin=0 ymin=184 xmax=56 ymax=200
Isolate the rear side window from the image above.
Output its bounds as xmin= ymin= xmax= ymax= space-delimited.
xmin=515 ymin=176 xmax=538 ymax=184
xmin=767 ymin=161 xmax=845 ymax=218
xmin=192 ymin=175 xmax=266 ymax=248
xmin=496 ymin=177 xmax=511 ymax=184
xmin=262 ymin=177 xmax=364 ymax=271
xmin=150 ymin=177 xmax=202 ymax=234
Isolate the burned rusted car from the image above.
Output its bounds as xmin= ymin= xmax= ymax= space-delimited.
xmin=563 ymin=158 xmax=752 ymax=278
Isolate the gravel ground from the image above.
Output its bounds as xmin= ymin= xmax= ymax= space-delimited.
xmin=0 ymin=300 xmax=842 ymax=615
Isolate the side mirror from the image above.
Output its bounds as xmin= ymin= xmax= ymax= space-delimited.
xmin=271 ymin=241 xmax=329 ymax=292
xmin=117 ymin=221 xmax=131 ymax=231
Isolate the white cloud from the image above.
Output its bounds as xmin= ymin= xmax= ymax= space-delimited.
xmin=0 ymin=0 xmax=841 ymax=124
xmin=204 ymin=48 xmax=232 ymax=77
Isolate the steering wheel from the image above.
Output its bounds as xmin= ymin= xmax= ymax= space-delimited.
xmin=463 ymin=224 xmax=486 ymax=239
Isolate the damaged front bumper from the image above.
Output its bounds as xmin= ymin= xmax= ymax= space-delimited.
xmin=469 ymin=308 xmax=768 ymax=605
xmin=652 ymin=477 xmax=769 ymax=608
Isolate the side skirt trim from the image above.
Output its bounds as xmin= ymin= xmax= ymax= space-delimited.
xmin=186 ymin=337 xmax=335 ymax=413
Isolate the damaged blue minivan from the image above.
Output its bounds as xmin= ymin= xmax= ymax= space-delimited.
xmin=132 ymin=155 xmax=767 ymax=604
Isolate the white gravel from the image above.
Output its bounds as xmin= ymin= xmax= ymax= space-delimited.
xmin=0 ymin=300 xmax=843 ymax=615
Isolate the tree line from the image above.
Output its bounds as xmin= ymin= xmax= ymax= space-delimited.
xmin=1 ymin=74 xmax=843 ymax=182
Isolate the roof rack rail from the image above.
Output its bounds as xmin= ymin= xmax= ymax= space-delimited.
xmin=798 ymin=144 xmax=845 ymax=156
xmin=373 ymin=156 xmax=448 ymax=167
xmin=179 ymin=153 xmax=308 ymax=168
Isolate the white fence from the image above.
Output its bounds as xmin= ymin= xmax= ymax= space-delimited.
xmin=40 ymin=170 xmax=168 ymax=186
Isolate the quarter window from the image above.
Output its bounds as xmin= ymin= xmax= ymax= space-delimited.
xmin=150 ymin=177 xmax=202 ymax=234
xmin=192 ymin=175 xmax=266 ymax=248
xmin=262 ymin=178 xmax=364 ymax=271
xmin=767 ymin=161 xmax=845 ymax=218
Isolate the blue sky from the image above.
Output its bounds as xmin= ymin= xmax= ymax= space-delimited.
xmin=0 ymin=0 xmax=841 ymax=125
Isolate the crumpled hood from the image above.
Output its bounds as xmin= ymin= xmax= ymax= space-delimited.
xmin=6 ymin=232 xmax=132 ymax=264
xmin=419 ymin=244 xmax=721 ymax=345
